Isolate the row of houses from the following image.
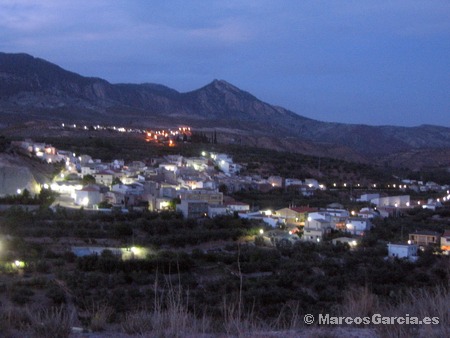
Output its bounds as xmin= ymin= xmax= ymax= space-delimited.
xmin=13 ymin=140 xmax=449 ymax=253
xmin=387 ymin=230 xmax=450 ymax=261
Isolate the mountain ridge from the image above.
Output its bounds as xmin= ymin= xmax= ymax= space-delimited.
xmin=1 ymin=52 xmax=450 ymax=166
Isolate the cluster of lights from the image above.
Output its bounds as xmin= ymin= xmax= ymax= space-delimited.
xmin=330 ymin=182 xmax=413 ymax=189
xmin=61 ymin=123 xmax=142 ymax=134
xmin=443 ymin=190 xmax=450 ymax=202
xmin=145 ymin=127 xmax=191 ymax=146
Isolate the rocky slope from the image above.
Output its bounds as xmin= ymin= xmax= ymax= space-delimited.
xmin=0 ymin=153 xmax=53 ymax=196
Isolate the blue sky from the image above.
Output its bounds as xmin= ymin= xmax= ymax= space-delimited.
xmin=1 ymin=0 xmax=449 ymax=127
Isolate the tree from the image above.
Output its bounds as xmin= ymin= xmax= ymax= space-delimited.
xmin=98 ymin=200 xmax=112 ymax=209
xmin=112 ymin=177 xmax=122 ymax=186
xmin=218 ymin=183 xmax=228 ymax=194
xmin=36 ymin=188 xmax=56 ymax=206
xmin=21 ymin=189 xmax=31 ymax=204
xmin=82 ymin=174 xmax=96 ymax=185
xmin=168 ymin=197 xmax=181 ymax=211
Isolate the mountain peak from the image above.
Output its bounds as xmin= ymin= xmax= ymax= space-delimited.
xmin=208 ymin=79 xmax=240 ymax=92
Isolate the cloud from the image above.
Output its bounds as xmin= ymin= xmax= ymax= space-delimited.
xmin=0 ymin=1 xmax=448 ymax=126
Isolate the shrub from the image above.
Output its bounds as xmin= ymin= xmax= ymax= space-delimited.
xmin=46 ymin=285 xmax=66 ymax=305
xmin=35 ymin=260 xmax=52 ymax=273
xmin=89 ymin=304 xmax=114 ymax=332
xmin=122 ymin=310 xmax=153 ymax=334
xmin=0 ymin=305 xmax=33 ymax=333
xmin=29 ymin=306 xmax=75 ymax=338
xmin=11 ymin=287 xmax=34 ymax=305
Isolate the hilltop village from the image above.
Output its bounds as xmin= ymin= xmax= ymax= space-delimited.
xmin=1 ymin=130 xmax=450 ymax=336
xmin=8 ymin=134 xmax=450 ymax=257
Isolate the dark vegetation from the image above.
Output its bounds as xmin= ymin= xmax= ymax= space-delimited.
xmin=0 ymin=188 xmax=56 ymax=206
xmin=0 ymin=206 xmax=449 ymax=331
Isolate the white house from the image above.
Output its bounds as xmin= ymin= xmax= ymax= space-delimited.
xmin=155 ymin=197 xmax=172 ymax=210
xmin=81 ymin=165 xmax=98 ymax=177
xmin=111 ymin=159 xmax=125 ymax=170
xmin=285 ymin=178 xmax=303 ymax=187
xmin=303 ymin=214 xmax=332 ymax=242
xmin=371 ymin=195 xmax=410 ymax=208
xmin=94 ymin=170 xmax=115 ymax=187
xmin=112 ymin=183 xmax=144 ymax=196
xmin=304 ymin=178 xmax=320 ymax=189
xmin=332 ymin=237 xmax=359 ymax=248
xmin=387 ymin=243 xmax=418 ymax=261
xmin=303 ymin=227 xmax=327 ymax=243
xmin=208 ymin=204 xmax=228 ymax=218
xmin=185 ymin=157 xmax=208 ymax=172
xmin=238 ymin=211 xmax=280 ymax=227
xmin=225 ymin=201 xmax=250 ymax=213
xmin=159 ymin=163 xmax=178 ymax=172
xmin=213 ymin=154 xmax=240 ymax=175
xmin=164 ymin=155 xmax=183 ymax=166
xmin=357 ymin=208 xmax=378 ymax=219
xmin=74 ymin=185 xmax=102 ymax=207
xmin=357 ymin=193 xmax=380 ymax=202
xmin=268 ymin=176 xmax=283 ymax=188
xmin=345 ymin=218 xmax=372 ymax=235
xmin=324 ymin=208 xmax=350 ymax=218
xmin=422 ymin=199 xmax=442 ymax=210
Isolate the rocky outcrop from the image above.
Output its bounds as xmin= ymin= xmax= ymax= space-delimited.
xmin=0 ymin=153 xmax=52 ymax=197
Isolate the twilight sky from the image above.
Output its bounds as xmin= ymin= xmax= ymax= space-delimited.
xmin=1 ymin=0 xmax=449 ymax=127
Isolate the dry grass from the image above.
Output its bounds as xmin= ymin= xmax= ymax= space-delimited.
xmin=2 ymin=282 xmax=448 ymax=337
xmin=121 ymin=287 xmax=211 ymax=337
xmin=339 ymin=286 xmax=380 ymax=318
xmin=339 ymin=286 xmax=450 ymax=338
xmin=88 ymin=302 xmax=114 ymax=332
xmin=0 ymin=305 xmax=74 ymax=338
xmin=29 ymin=306 xmax=75 ymax=338
xmin=221 ymin=296 xmax=266 ymax=336
xmin=375 ymin=287 xmax=450 ymax=338
xmin=0 ymin=305 xmax=33 ymax=336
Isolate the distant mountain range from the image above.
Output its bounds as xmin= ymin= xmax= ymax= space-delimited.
xmin=1 ymin=52 xmax=450 ymax=168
